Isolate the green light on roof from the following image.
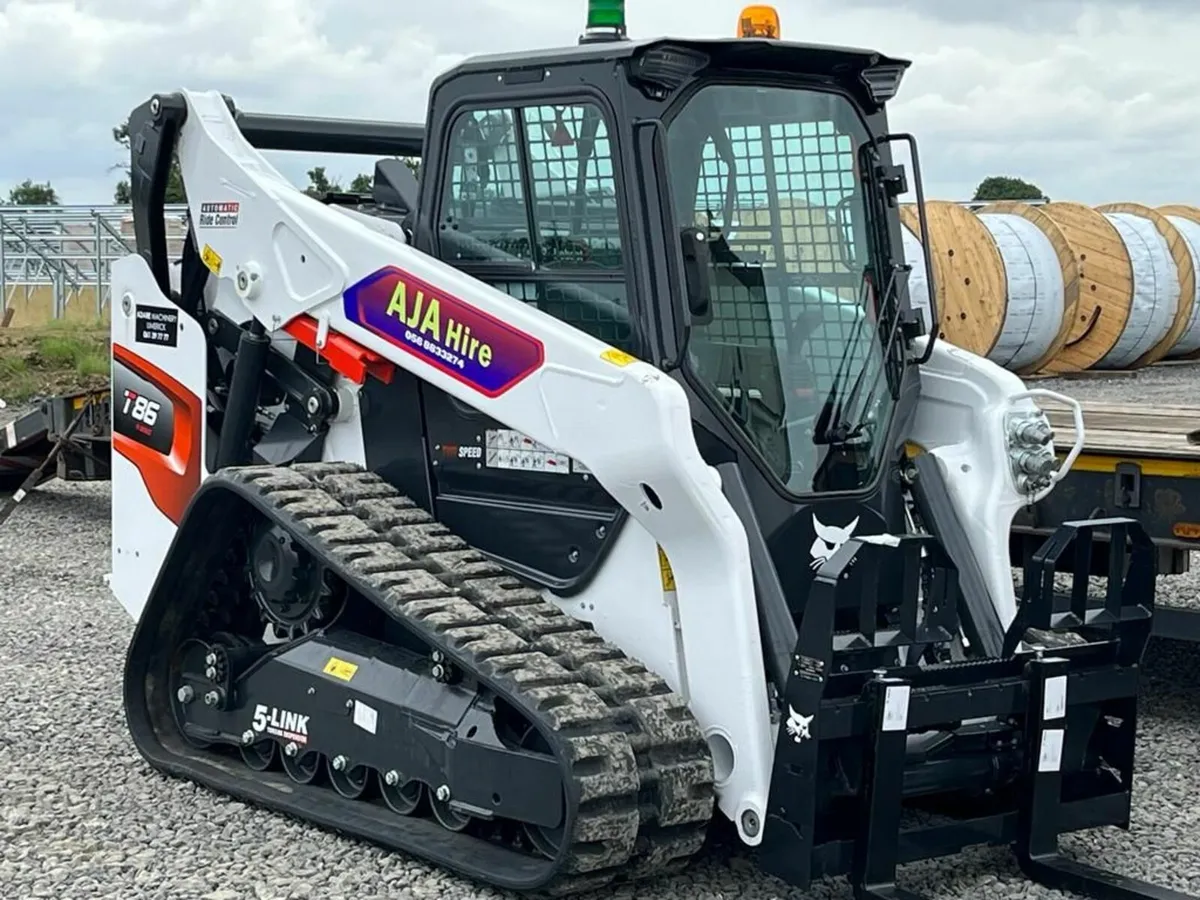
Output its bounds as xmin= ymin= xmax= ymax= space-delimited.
xmin=586 ymin=0 xmax=625 ymax=29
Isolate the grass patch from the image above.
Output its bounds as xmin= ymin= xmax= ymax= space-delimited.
xmin=38 ymin=334 xmax=90 ymax=365
xmin=0 ymin=321 xmax=110 ymax=403
xmin=76 ymin=352 xmax=110 ymax=378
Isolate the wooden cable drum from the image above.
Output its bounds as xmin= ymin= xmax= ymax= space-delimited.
xmin=1037 ymin=202 xmax=1132 ymax=373
xmin=974 ymin=202 xmax=1079 ymax=374
xmin=1093 ymin=202 xmax=1195 ymax=369
xmin=1155 ymin=204 xmax=1200 ymax=359
xmin=899 ymin=201 xmax=1006 ymax=357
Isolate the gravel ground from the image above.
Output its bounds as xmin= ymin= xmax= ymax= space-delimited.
xmin=6 ymin=364 xmax=1200 ymax=900
xmin=1034 ymin=359 xmax=1200 ymax=404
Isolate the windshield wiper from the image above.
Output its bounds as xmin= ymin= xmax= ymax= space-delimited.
xmin=810 ymin=267 xmax=878 ymax=445
xmin=812 ymin=262 xmax=906 ymax=446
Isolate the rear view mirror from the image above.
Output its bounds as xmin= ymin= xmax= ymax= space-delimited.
xmin=680 ymin=227 xmax=713 ymax=322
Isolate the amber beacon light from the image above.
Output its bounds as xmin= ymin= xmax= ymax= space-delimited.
xmin=738 ymin=5 xmax=781 ymax=38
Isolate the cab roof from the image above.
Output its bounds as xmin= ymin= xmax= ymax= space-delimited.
xmin=438 ymin=36 xmax=910 ymax=93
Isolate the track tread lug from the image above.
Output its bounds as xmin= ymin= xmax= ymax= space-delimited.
xmin=267 ymin=490 xmax=346 ymax=518
xmin=461 ymin=576 xmax=546 ymax=607
xmin=308 ymin=470 xmax=400 ymax=502
xmin=290 ymin=461 xmax=365 ymax=478
xmin=426 ymin=550 xmax=508 ymax=581
xmin=621 ymin=828 xmax=709 ymax=878
xmin=479 ymin=652 xmax=577 ymax=689
xmin=565 ymin=808 xmax=641 ymax=853
xmin=577 ymin=659 xmax=669 ymax=704
xmin=538 ymin=631 xmax=628 ymax=667
xmin=329 ymin=542 xmax=419 ymax=571
xmin=229 ymin=468 xmax=311 ymax=490
xmin=363 ymin=569 xmax=457 ymax=601
xmin=494 ymin=602 xmax=581 ymax=636
xmin=561 ymin=733 xmax=641 ymax=803
xmin=354 ymin=497 xmax=431 ymax=529
xmin=387 ymin=522 xmax=471 ymax=555
xmin=523 ymin=684 xmax=614 ymax=730
xmin=303 ymin=515 xmax=381 ymax=545
xmin=402 ymin=596 xmax=497 ymax=630
xmin=441 ymin=623 xmax=530 ymax=658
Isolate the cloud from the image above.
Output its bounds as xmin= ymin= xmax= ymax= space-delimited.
xmin=0 ymin=0 xmax=1196 ymax=208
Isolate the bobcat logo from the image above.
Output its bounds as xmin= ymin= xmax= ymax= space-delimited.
xmin=786 ymin=705 xmax=813 ymax=742
xmin=809 ymin=513 xmax=859 ymax=570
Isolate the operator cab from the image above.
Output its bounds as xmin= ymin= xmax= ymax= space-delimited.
xmin=398 ymin=3 xmax=933 ymax=615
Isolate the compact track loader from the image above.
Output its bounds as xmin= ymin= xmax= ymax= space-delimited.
xmin=109 ymin=4 xmax=1197 ymax=898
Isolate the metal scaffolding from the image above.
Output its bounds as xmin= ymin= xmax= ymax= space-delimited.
xmin=0 ymin=204 xmax=189 ymax=319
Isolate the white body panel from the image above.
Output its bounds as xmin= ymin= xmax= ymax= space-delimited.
xmin=549 ymin=521 xmax=687 ymax=696
xmin=321 ymin=374 xmax=369 ymax=467
xmin=109 ymin=268 xmax=211 ymax=618
xmin=108 ymin=89 xmax=774 ymax=844
xmin=110 ymin=454 xmax=184 ymax=619
xmin=907 ymin=336 xmax=1082 ymax=630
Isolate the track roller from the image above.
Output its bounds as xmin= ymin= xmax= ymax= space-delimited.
xmin=380 ymin=774 xmax=425 ymax=815
xmin=328 ymin=757 xmax=373 ymax=799
xmin=282 ymin=748 xmax=323 ymax=785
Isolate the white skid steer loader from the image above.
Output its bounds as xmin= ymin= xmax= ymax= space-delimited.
xmin=108 ymin=3 xmax=1190 ymax=898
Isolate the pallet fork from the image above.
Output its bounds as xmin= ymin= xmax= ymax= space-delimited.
xmin=759 ymin=514 xmax=1190 ymax=900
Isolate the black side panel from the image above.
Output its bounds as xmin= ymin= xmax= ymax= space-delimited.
xmin=360 ymin=368 xmax=435 ymax=513
xmin=420 ymin=388 xmax=624 ymax=594
xmin=718 ymin=461 xmax=796 ymax=699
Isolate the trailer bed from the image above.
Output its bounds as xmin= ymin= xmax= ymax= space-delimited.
xmin=0 ymin=391 xmax=112 ymax=490
xmin=1015 ymin=379 xmax=1200 ymax=638
xmin=1039 ymin=400 xmax=1200 ymax=459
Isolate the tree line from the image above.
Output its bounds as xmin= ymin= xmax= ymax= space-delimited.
xmin=4 ymin=116 xmax=421 ymax=206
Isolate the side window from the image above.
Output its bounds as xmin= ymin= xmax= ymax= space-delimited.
xmin=441 ymin=109 xmax=532 ymax=262
xmin=521 ymin=104 xmax=623 ymax=270
xmin=439 ymin=100 xmax=633 ymax=351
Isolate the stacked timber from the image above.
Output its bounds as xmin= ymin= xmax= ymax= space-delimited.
xmin=897 ymin=199 xmax=1200 ymax=375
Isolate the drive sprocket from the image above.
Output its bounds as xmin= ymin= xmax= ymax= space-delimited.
xmin=247 ymin=520 xmax=340 ymax=638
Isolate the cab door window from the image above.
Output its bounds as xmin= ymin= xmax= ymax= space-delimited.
xmin=438 ymin=100 xmax=635 ymax=352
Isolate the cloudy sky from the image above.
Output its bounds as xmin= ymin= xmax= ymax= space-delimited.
xmin=0 ymin=0 xmax=1194 ymax=207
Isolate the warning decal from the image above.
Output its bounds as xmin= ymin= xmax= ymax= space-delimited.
xmin=657 ymin=545 xmax=676 ymax=592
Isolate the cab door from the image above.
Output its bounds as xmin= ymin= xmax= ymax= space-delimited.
xmin=412 ymin=90 xmax=644 ymax=593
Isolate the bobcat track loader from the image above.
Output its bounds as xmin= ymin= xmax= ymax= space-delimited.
xmin=109 ymin=3 xmax=1195 ymax=898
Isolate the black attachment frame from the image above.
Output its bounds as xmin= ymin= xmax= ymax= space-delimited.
xmin=1004 ymin=517 xmax=1155 ymax=662
xmin=756 ymin=515 xmax=1196 ymax=900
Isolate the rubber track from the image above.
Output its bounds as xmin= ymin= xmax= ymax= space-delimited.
xmin=220 ymin=460 xmax=715 ymax=896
